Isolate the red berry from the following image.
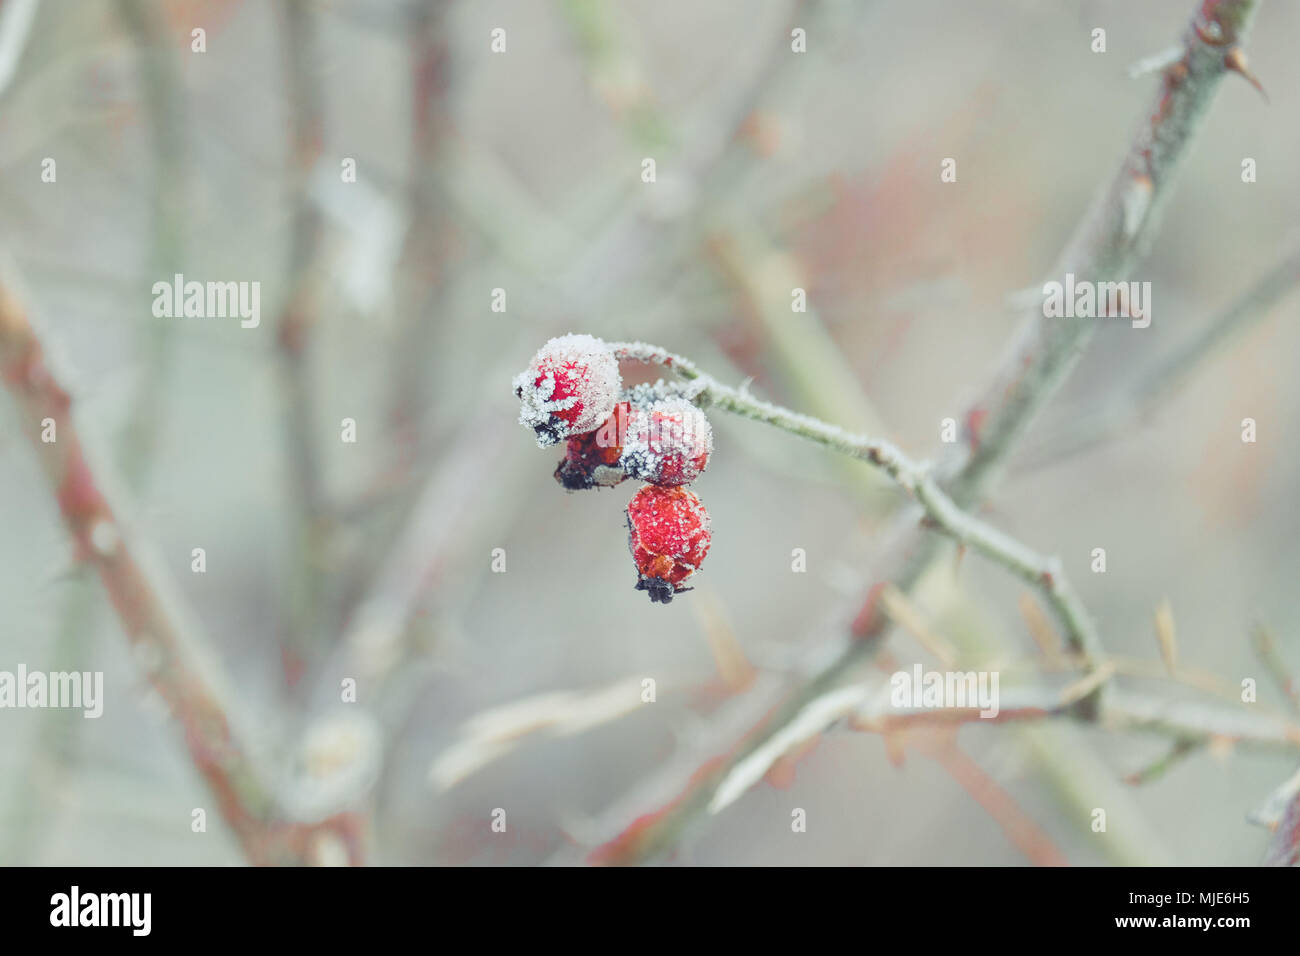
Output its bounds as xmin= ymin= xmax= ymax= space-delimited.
xmin=554 ymin=401 xmax=631 ymax=491
xmin=620 ymin=397 xmax=713 ymax=486
xmin=513 ymin=334 xmax=621 ymax=446
xmin=626 ymin=484 xmax=711 ymax=603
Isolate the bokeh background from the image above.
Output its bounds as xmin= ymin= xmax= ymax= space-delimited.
xmin=1 ymin=0 xmax=1298 ymax=865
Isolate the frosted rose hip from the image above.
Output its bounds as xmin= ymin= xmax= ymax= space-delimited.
xmin=626 ymin=484 xmax=711 ymax=603
xmin=619 ymin=397 xmax=713 ymax=486
xmin=513 ymin=334 xmax=621 ymax=447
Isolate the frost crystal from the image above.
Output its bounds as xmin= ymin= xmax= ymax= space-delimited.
xmin=513 ymin=334 xmax=621 ymax=447
xmin=620 ymin=396 xmax=713 ymax=486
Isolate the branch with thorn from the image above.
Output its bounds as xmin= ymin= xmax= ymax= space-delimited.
xmin=0 ymin=279 xmax=361 ymax=865
xmin=579 ymin=0 xmax=1264 ymax=865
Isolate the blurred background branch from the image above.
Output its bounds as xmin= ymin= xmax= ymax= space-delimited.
xmin=0 ymin=276 xmax=360 ymax=864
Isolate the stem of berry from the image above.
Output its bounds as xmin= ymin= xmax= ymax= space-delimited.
xmin=609 ymin=341 xmax=1106 ymax=667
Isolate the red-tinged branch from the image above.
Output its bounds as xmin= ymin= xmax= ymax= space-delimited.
xmin=0 ymin=283 xmax=359 ymax=865
xmin=588 ymin=758 xmax=728 ymax=866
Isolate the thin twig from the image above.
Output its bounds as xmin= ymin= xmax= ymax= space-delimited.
xmin=388 ymin=0 xmax=453 ymax=455
xmin=1250 ymin=623 xmax=1300 ymax=715
xmin=878 ymin=583 xmax=960 ymax=668
xmin=277 ymin=0 xmax=332 ymax=685
xmin=921 ymin=737 xmax=1070 ymax=867
xmin=114 ymin=0 xmax=188 ymax=486
xmin=317 ymin=411 xmax=511 ymax=705
xmin=1024 ymin=242 xmax=1300 ymax=470
xmin=1009 ymin=651 xmax=1243 ymax=703
xmin=866 ymin=680 xmax=1299 ymax=749
xmin=1123 ymin=739 xmax=1202 ymax=786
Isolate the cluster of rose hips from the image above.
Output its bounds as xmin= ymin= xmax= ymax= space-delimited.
xmin=513 ymin=334 xmax=713 ymax=604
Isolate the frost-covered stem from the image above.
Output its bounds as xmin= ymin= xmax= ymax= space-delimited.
xmin=610 ymin=342 xmax=1106 ymax=666
xmin=0 ymin=282 xmax=358 ymax=865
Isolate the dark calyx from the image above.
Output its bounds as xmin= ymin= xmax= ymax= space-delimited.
xmin=635 ymin=576 xmax=686 ymax=604
xmin=554 ymin=458 xmax=594 ymax=491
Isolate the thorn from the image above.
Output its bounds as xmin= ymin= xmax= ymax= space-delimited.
xmin=1224 ymin=48 xmax=1268 ymax=102
xmin=1127 ymin=45 xmax=1183 ymax=80
xmin=1154 ymin=598 xmax=1178 ymax=676
xmin=883 ymin=730 xmax=906 ymax=768
xmin=965 ymin=407 xmax=988 ymax=452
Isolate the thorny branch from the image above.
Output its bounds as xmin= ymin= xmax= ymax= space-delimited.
xmin=0 ymin=280 xmax=361 ymax=865
xmin=583 ymin=0 xmax=1265 ymax=865
xmin=937 ymin=0 xmax=1263 ymax=507
xmin=3 ymin=0 xmax=193 ymax=864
